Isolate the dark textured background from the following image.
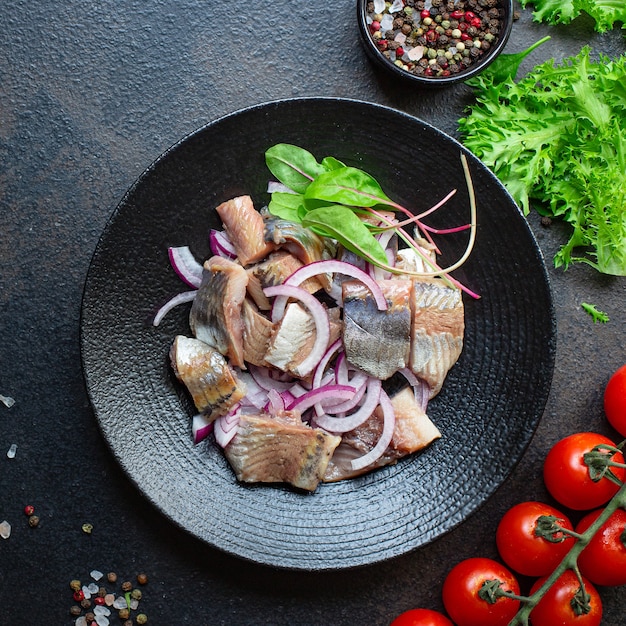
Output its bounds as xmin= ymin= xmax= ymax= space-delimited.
xmin=0 ymin=2 xmax=624 ymax=624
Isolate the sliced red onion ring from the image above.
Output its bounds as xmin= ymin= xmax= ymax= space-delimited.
xmin=286 ymin=384 xmax=355 ymax=414
xmin=192 ymin=413 xmax=214 ymax=444
xmin=272 ymin=259 xmax=388 ymax=319
xmin=168 ymin=246 xmax=203 ymax=288
xmin=267 ymin=388 xmax=286 ymax=414
xmin=237 ymin=371 xmax=268 ymax=410
xmin=267 ymin=180 xmax=297 ymax=194
xmin=322 ymin=377 xmax=367 ymax=415
xmin=248 ymin=365 xmax=294 ymax=392
xmin=152 ymin=290 xmax=197 ymax=326
xmin=312 ymin=339 xmax=343 ymax=390
xmin=399 ymin=368 xmax=429 ymax=412
xmin=264 ymin=284 xmax=330 ymax=377
xmin=350 ymin=388 xmax=395 ymax=471
xmin=214 ymin=409 xmax=240 ymax=448
xmin=315 ymin=377 xmax=382 ymax=434
xmin=209 ymin=229 xmax=237 ymax=259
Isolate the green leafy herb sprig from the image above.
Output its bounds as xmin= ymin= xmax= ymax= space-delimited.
xmin=460 ymin=44 xmax=626 ymax=276
xmin=520 ymin=0 xmax=626 ymax=34
xmin=264 ymin=144 xmax=478 ymax=297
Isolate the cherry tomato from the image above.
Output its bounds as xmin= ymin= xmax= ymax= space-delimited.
xmin=576 ymin=507 xmax=626 ymax=586
xmin=604 ymin=364 xmax=626 ymax=437
xmin=529 ymin=570 xmax=602 ymax=626
xmin=495 ymin=501 xmax=575 ymax=576
xmin=543 ymin=432 xmax=625 ymax=510
xmin=442 ymin=557 xmax=520 ymax=626
xmin=389 ymin=608 xmax=454 ymax=626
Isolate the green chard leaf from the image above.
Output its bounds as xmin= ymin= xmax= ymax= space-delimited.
xmin=304 ymin=166 xmax=395 ymax=210
xmin=267 ymin=191 xmax=305 ymax=222
xmin=302 ymin=205 xmax=389 ymax=267
xmin=321 ymin=156 xmax=346 ymax=171
xmin=265 ymin=143 xmax=326 ymax=194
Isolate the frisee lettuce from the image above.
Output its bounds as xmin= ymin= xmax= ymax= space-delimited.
xmin=520 ymin=0 xmax=626 ymax=34
xmin=459 ymin=46 xmax=626 ymax=276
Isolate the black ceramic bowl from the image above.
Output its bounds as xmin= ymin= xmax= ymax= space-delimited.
xmin=81 ymin=98 xmax=555 ymax=570
xmin=357 ymin=0 xmax=513 ymax=86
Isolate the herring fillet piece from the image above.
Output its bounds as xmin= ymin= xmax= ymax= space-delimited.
xmin=189 ymin=255 xmax=248 ymax=368
xmin=224 ymin=413 xmax=341 ymax=491
xmin=342 ymin=279 xmax=412 ymax=380
xmin=410 ymin=278 xmax=464 ymax=398
xmin=241 ymin=298 xmax=275 ymax=367
xmin=170 ymin=335 xmax=246 ymax=421
xmin=215 ymin=195 xmax=275 ymax=266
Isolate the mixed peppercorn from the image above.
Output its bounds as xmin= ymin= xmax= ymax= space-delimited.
xmin=69 ymin=571 xmax=149 ymax=626
xmin=365 ymin=0 xmax=505 ymax=78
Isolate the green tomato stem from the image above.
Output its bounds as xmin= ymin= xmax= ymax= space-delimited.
xmin=507 ymin=479 xmax=626 ymax=626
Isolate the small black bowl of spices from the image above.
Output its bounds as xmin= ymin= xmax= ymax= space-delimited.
xmin=357 ymin=0 xmax=513 ymax=86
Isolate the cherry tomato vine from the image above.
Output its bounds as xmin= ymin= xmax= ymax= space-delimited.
xmin=391 ymin=364 xmax=626 ymax=626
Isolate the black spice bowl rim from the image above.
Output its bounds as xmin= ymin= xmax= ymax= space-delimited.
xmin=356 ymin=0 xmax=514 ymax=87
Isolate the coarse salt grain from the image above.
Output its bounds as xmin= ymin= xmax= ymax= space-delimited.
xmin=407 ymin=46 xmax=425 ymax=61
xmin=75 ymin=617 xmax=87 ymax=626
xmin=104 ymin=593 xmax=115 ymax=606
xmin=113 ymin=596 xmax=128 ymax=610
xmin=94 ymin=605 xmax=111 ymax=616
xmin=380 ymin=14 xmax=394 ymax=31
xmin=389 ymin=0 xmax=404 ymax=13
xmin=130 ymin=599 xmax=139 ymax=610
xmin=0 ymin=394 xmax=15 ymax=408
xmin=95 ymin=616 xmax=109 ymax=626
xmin=87 ymin=582 xmax=99 ymax=594
xmin=90 ymin=569 xmax=104 ymax=581
xmin=394 ymin=32 xmax=407 ymax=44
xmin=6 ymin=443 xmax=17 ymax=459
xmin=0 ymin=520 xmax=11 ymax=539
xmin=82 ymin=585 xmax=92 ymax=599
xmin=374 ymin=0 xmax=385 ymax=13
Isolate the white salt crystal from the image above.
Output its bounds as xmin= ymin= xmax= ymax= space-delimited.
xmin=130 ymin=599 xmax=139 ymax=610
xmin=75 ymin=617 xmax=87 ymax=626
xmin=408 ymin=45 xmax=425 ymax=61
xmin=90 ymin=569 xmax=104 ymax=581
xmin=0 ymin=520 xmax=11 ymax=539
xmin=394 ymin=32 xmax=407 ymax=44
xmin=87 ymin=582 xmax=99 ymax=594
xmin=374 ymin=0 xmax=386 ymax=13
xmin=390 ymin=0 xmax=404 ymax=13
xmin=380 ymin=14 xmax=394 ymax=31
xmin=94 ymin=605 xmax=111 ymax=616
xmin=0 ymin=394 xmax=15 ymax=408
xmin=82 ymin=585 xmax=92 ymax=599
xmin=6 ymin=444 xmax=17 ymax=459
xmin=112 ymin=596 xmax=128 ymax=610
xmin=95 ymin=616 xmax=109 ymax=626
xmin=104 ymin=594 xmax=115 ymax=606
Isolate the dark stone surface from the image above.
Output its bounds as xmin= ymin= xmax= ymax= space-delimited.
xmin=0 ymin=2 xmax=624 ymax=624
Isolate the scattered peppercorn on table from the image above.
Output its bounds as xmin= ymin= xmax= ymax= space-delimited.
xmin=1 ymin=2 xmax=625 ymax=624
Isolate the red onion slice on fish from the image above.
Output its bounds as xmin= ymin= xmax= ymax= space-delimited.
xmin=350 ymin=388 xmax=395 ymax=471
xmin=315 ymin=377 xmax=382 ymax=434
xmin=286 ymin=384 xmax=355 ymax=414
xmin=264 ymin=284 xmax=331 ymax=377
xmin=152 ymin=290 xmax=198 ymax=326
xmin=209 ymin=229 xmax=237 ymax=259
xmin=322 ymin=377 xmax=367 ymax=414
xmin=272 ymin=259 xmax=388 ymax=320
xmin=168 ymin=246 xmax=204 ymax=288
xmin=248 ymin=365 xmax=294 ymax=392
xmin=399 ymin=368 xmax=430 ymax=412
xmin=192 ymin=413 xmax=214 ymax=444
xmin=312 ymin=339 xmax=343 ymax=390
xmin=214 ymin=409 xmax=241 ymax=448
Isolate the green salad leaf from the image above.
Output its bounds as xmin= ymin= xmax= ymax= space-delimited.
xmin=581 ymin=302 xmax=610 ymax=323
xmin=520 ymin=0 xmax=626 ymax=33
xmin=459 ymin=46 xmax=626 ymax=276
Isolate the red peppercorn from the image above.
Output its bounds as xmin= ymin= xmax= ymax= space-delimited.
xmin=24 ymin=505 xmax=34 ymax=516
xmin=441 ymin=70 xmax=451 ymax=77
xmin=461 ymin=32 xmax=471 ymax=41
xmin=73 ymin=590 xmax=85 ymax=602
xmin=420 ymin=9 xmax=430 ymax=18
xmin=465 ymin=11 xmax=476 ymax=20
xmin=471 ymin=17 xmax=482 ymax=28
xmin=424 ymin=67 xmax=434 ymax=76
xmin=396 ymin=46 xmax=405 ymax=57
xmin=370 ymin=20 xmax=381 ymax=33
xmin=94 ymin=596 xmax=105 ymax=606
xmin=450 ymin=10 xmax=465 ymax=20
xmin=377 ymin=39 xmax=388 ymax=51
xmin=425 ymin=30 xmax=439 ymax=42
